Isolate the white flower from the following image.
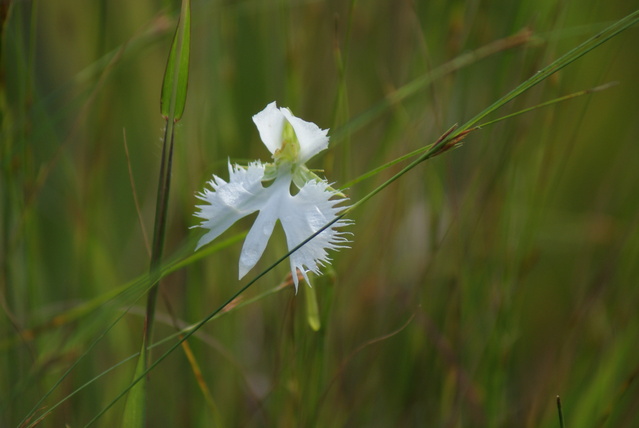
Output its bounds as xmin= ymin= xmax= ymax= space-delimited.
xmin=193 ymin=102 xmax=352 ymax=290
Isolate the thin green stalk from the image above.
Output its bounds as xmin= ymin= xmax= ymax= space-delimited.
xmin=476 ymin=82 xmax=618 ymax=129
xmin=557 ymin=396 xmax=565 ymax=428
xmin=347 ymin=10 xmax=639 ymax=211
xmin=143 ymin=0 xmax=190 ymax=364
xmin=143 ymin=118 xmax=175 ymax=365
xmin=342 ymin=82 xmax=617 ymax=190
xmin=330 ymin=27 xmax=533 ymax=145
xmin=123 ymin=0 xmax=190 ymax=426
xmin=459 ymin=10 xmax=639 ymax=132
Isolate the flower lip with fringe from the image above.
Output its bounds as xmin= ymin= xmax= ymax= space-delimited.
xmin=192 ymin=101 xmax=352 ymax=291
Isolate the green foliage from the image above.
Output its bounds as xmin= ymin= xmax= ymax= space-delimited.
xmin=2 ymin=1 xmax=639 ymax=427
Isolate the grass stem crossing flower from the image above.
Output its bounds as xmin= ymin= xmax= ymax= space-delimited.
xmin=193 ymin=102 xmax=352 ymax=290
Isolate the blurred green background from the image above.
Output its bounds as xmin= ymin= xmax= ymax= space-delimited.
xmin=2 ymin=0 xmax=639 ymax=426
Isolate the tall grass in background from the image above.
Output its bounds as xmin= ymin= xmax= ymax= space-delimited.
xmin=2 ymin=0 xmax=639 ymax=426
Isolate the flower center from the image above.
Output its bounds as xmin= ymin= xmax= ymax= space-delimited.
xmin=273 ymin=121 xmax=300 ymax=165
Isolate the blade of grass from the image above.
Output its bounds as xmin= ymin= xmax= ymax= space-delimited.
xmin=557 ymin=396 xmax=565 ymax=428
xmin=330 ymin=27 xmax=533 ymax=145
xmin=346 ymin=9 xmax=639 ymax=212
xmin=0 ymin=232 xmax=245 ymax=353
xmin=459 ymin=10 xmax=638 ymax=133
xmin=144 ymin=0 xmax=191 ymax=365
xmin=123 ymin=0 xmax=191 ymax=426
xmin=475 ymin=81 xmax=618 ymax=129
xmin=342 ymin=82 xmax=618 ymax=189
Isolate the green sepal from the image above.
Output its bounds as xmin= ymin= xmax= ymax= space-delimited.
xmin=292 ymin=166 xmax=346 ymax=197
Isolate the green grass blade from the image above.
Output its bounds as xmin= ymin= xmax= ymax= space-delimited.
xmin=475 ymin=82 xmax=618 ymax=129
xmin=121 ymin=346 xmax=147 ymax=428
xmin=342 ymin=81 xmax=616 ymax=190
xmin=124 ymin=1 xmax=191 ymax=426
xmin=557 ymin=396 xmax=565 ymax=428
xmin=330 ymin=28 xmax=533 ymax=145
xmin=342 ymin=10 xmax=637 ymax=194
xmin=0 ymin=232 xmax=245 ymax=353
xmin=347 ymin=9 xmax=639 ymax=211
xmin=460 ymin=9 xmax=639 ymax=132
xmin=160 ymin=0 xmax=191 ymax=121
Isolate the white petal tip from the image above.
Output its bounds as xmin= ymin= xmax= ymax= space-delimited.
xmin=238 ymin=264 xmax=249 ymax=280
xmin=194 ymin=236 xmax=209 ymax=252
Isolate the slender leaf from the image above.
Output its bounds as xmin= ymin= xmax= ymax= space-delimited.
xmin=120 ymin=347 xmax=146 ymax=428
xmin=160 ymin=0 xmax=191 ymax=121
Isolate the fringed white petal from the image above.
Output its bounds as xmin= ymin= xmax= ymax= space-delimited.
xmin=278 ymin=179 xmax=352 ymax=290
xmin=192 ymin=161 xmax=269 ymax=250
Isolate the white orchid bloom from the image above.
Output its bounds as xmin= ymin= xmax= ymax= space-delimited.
xmin=193 ymin=102 xmax=352 ymax=290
